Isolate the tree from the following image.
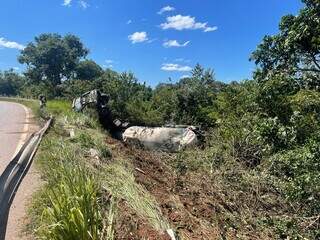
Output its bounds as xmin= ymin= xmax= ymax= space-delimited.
xmin=96 ymin=70 xmax=153 ymax=123
xmin=75 ymin=60 xmax=103 ymax=80
xmin=251 ymin=0 xmax=320 ymax=88
xmin=60 ymin=79 xmax=95 ymax=99
xmin=18 ymin=33 xmax=89 ymax=86
xmin=175 ymin=64 xmax=223 ymax=126
xmin=152 ymin=83 xmax=178 ymax=123
xmin=0 ymin=70 xmax=26 ymax=96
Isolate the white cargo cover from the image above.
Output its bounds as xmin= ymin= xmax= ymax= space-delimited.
xmin=123 ymin=126 xmax=198 ymax=152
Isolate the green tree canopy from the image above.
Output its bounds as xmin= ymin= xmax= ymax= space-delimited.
xmin=175 ymin=64 xmax=224 ymax=126
xmin=75 ymin=60 xmax=103 ymax=81
xmin=251 ymin=0 xmax=320 ymax=88
xmin=0 ymin=70 xmax=26 ymax=96
xmin=18 ymin=33 xmax=89 ymax=86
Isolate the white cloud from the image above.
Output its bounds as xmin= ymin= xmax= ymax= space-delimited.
xmin=63 ymin=0 xmax=89 ymax=9
xmin=158 ymin=6 xmax=175 ymax=15
xmin=127 ymin=20 xmax=132 ymax=24
xmin=62 ymin=0 xmax=72 ymax=6
xmin=163 ymin=40 xmax=190 ymax=48
xmin=0 ymin=37 xmax=25 ymax=50
xmin=105 ymin=59 xmax=114 ymax=64
xmin=79 ymin=0 xmax=89 ymax=9
xmin=204 ymin=26 xmax=218 ymax=32
xmin=161 ymin=63 xmax=192 ymax=72
xmin=180 ymin=75 xmax=190 ymax=79
xmin=160 ymin=15 xmax=217 ymax=32
xmin=128 ymin=32 xmax=148 ymax=43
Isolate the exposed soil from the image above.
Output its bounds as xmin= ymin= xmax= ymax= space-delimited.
xmin=114 ymin=200 xmax=172 ymax=240
xmin=105 ymin=137 xmax=222 ymax=239
xmin=105 ymin=134 xmax=283 ymax=240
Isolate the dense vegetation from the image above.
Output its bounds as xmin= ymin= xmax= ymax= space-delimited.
xmin=0 ymin=0 xmax=319 ymax=239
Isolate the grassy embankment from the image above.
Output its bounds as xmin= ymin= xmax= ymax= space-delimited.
xmin=0 ymin=98 xmax=170 ymax=240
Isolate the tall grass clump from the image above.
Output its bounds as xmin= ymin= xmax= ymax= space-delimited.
xmin=103 ymin=161 xmax=170 ymax=232
xmin=31 ymin=136 xmax=107 ymax=240
xmin=38 ymin=164 xmax=103 ymax=240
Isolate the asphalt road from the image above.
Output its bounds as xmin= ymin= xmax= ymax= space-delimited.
xmin=0 ymin=101 xmax=29 ymax=172
xmin=0 ymin=101 xmax=40 ymax=240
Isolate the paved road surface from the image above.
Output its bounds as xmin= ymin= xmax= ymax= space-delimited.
xmin=0 ymin=101 xmax=29 ymax=174
xmin=0 ymin=101 xmax=40 ymax=240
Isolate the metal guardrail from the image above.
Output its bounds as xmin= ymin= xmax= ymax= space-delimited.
xmin=0 ymin=118 xmax=52 ymax=239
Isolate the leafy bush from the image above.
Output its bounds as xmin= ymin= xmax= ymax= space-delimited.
xmin=256 ymin=117 xmax=297 ymax=152
xmin=20 ymin=81 xmax=57 ymax=99
xmin=256 ymin=74 xmax=299 ymax=123
xmin=270 ymin=136 xmax=320 ymax=214
xmin=125 ymin=99 xmax=163 ymax=126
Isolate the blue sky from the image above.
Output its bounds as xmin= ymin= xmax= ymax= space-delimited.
xmin=0 ymin=0 xmax=303 ymax=86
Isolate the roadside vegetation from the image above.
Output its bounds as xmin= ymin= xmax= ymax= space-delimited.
xmin=0 ymin=0 xmax=319 ymax=239
xmin=20 ymin=101 xmax=172 ymax=239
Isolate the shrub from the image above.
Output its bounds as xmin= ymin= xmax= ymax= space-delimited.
xmin=270 ymin=136 xmax=320 ymax=215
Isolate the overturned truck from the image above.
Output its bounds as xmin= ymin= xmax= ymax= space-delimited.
xmin=72 ymin=89 xmax=199 ymax=152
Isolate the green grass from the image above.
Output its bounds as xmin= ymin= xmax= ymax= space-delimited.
xmin=47 ymin=99 xmax=73 ymax=115
xmin=28 ymin=122 xmax=112 ymax=240
xmin=14 ymin=98 xmax=115 ymax=240
xmin=38 ymin=163 xmax=103 ymax=239
xmin=103 ymin=161 xmax=170 ymax=232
